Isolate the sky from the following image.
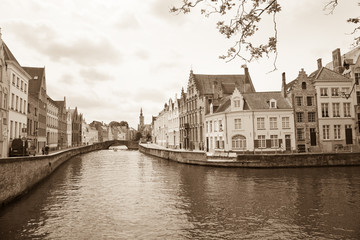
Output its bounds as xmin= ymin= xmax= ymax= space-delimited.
xmin=0 ymin=0 xmax=359 ymax=128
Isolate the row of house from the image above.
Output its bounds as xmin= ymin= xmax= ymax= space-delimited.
xmin=0 ymin=31 xmax=86 ymax=157
xmin=152 ymin=47 xmax=360 ymax=153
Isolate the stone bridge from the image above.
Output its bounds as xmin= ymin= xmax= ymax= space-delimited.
xmin=103 ymin=140 xmax=139 ymax=150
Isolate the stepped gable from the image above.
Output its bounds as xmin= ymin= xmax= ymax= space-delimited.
xmin=242 ymin=92 xmax=292 ymax=110
xmin=312 ymin=67 xmax=351 ymax=82
xmin=22 ymin=67 xmax=45 ymax=94
xmin=192 ymin=73 xmax=255 ymax=95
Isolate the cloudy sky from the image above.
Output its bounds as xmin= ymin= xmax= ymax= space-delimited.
xmin=0 ymin=0 xmax=359 ymax=128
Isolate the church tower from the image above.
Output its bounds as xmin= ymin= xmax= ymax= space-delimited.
xmin=138 ymin=108 xmax=144 ymax=131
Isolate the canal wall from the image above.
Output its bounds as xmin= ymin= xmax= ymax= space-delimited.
xmin=0 ymin=142 xmax=107 ymax=208
xmin=139 ymin=144 xmax=360 ymax=168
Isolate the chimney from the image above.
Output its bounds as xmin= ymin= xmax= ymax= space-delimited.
xmin=244 ymin=66 xmax=249 ymax=84
xmin=332 ymin=48 xmax=344 ymax=74
xmin=317 ymin=58 xmax=322 ymax=70
xmin=281 ymin=72 xmax=287 ymax=98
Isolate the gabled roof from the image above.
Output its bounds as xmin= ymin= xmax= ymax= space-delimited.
xmin=212 ymin=91 xmax=291 ymax=114
xmin=243 ymin=92 xmax=292 ymax=110
xmin=55 ymin=100 xmax=65 ymax=110
xmin=192 ymin=73 xmax=255 ymax=95
xmin=22 ymin=67 xmax=45 ymax=95
xmin=3 ymin=42 xmax=20 ymax=65
xmin=313 ymin=67 xmax=351 ymax=82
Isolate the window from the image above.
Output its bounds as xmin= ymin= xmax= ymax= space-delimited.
xmin=323 ymin=125 xmax=330 ymax=140
xmin=357 ymin=91 xmax=360 ymax=105
xmin=307 ymin=96 xmax=313 ymax=106
xmin=334 ymin=125 xmax=341 ymax=139
xmin=232 ymin=135 xmax=246 ymax=150
xmin=296 ymin=112 xmax=304 ymax=122
xmin=258 ymin=135 xmax=266 ymax=148
xmin=209 ymin=121 xmax=212 ymax=132
xmin=15 ymin=96 xmax=18 ymax=111
xmin=270 ymin=117 xmax=277 ymax=129
xmin=295 ymin=96 xmax=302 ymax=106
xmin=355 ymin=72 xmax=360 ymax=85
xmin=17 ymin=77 xmax=19 ymax=87
xmin=234 ymin=119 xmax=241 ymax=129
xmin=321 ymin=103 xmax=329 ymax=117
xmin=21 ymin=80 xmax=23 ymax=90
xmin=320 ymin=88 xmax=328 ymax=97
xmin=12 ymin=74 xmax=15 ymax=85
xmin=206 ymin=121 xmax=208 ymax=133
xmin=257 ymin=117 xmax=265 ymax=129
xmin=302 ymin=82 xmax=306 ymax=89
xmin=219 ymin=120 xmax=223 ymax=131
xmin=282 ymin=117 xmax=290 ymax=129
xmin=214 ymin=120 xmax=218 ymax=132
xmin=331 ymin=88 xmax=339 ymax=97
xmin=10 ymin=121 xmax=13 ymax=139
xmin=270 ymin=135 xmax=278 ymax=148
xmin=234 ymin=99 xmax=240 ymax=107
xmin=11 ymin=93 xmax=14 ymax=109
xmin=24 ymin=100 xmax=26 ymax=113
xmin=20 ymin=98 xmax=22 ymax=114
xmin=333 ymin=103 xmax=340 ymax=117
xmin=297 ymin=128 xmax=304 ymax=140
xmin=344 ymin=103 xmax=351 ymax=117
xmin=24 ymin=84 xmax=27 ymax=93
xmin=308 ymin=112 xmax=316 ymax=122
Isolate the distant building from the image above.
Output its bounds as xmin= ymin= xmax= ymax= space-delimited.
xmin=23 ymin=66 xmax=48 ymax=153
xmin=70 ymin=107 xmax=82 ymax=146
xmin=285 ymin=69 xmax=319 ymax=152
xmin=310 ymin=66 xmax=355 ymax=152
xmin=0 ymin=30 xmax=10 ymax=157
xmin=204 ymin=88 xmax=295 ymax=153
xmin=66 ymin=109 xmax=72 ymax=147
xmin=138 ymin=108 xmax=152 ymax=140
xmin=47 ymin=95 xmax=59 ymax=150
xmin=55 ymin=97 xmax=67 ymax=149
xmin=4 ymin=42 xmax=30 ymax=151
xmin=179 ymin=68 xmax=256 ymax=151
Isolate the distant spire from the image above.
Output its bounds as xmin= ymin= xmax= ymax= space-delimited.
xmin=140 ymin=108 xmax=143 ymax=115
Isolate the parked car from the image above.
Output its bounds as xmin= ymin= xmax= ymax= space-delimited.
xmin=9 ymin=138 xmax=32 ymax=157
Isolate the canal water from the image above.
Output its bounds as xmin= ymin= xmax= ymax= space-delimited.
xmin=1 ymin=150 xmax=359 ymax=239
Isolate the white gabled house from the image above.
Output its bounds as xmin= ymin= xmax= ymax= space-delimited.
xmin=205 ymin=88 xmax=296 ymax=153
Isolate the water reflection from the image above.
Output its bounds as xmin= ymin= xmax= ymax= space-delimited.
xmin=0 ymin=150 xmax=359 ymax=240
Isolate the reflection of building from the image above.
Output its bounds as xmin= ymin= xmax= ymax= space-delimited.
xmin=205 ymin=87 xmax=295 ymax=153
xmin=23 ymin=66 xmax=47 ymax=153
xmin=4 ymin=41 xmax=30 ymax=151
xmin=47 ymin=95 xmax=59 ymax=150
xmin=0 ymin=30 xmax=10 ymax=157
xmin=179 ymin=68 xmax=256 ymax=151
xmin=285 ymin=69 xmax=319 ymax=152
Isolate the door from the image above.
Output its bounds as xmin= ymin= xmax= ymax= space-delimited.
xmin=206 ymin=137 xmax=209 ymax=152
xmin=310 ymin=128 xmax=317 ymax=146
xmin=345 ymin=126 xmax=353 ymax=144
xmin=285 ymin=135 xmax=291 ymax=151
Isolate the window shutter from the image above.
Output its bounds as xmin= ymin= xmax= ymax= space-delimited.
xmin=279 ymin=139 xmax=283 ymax=146
xmin=254 ymin=139 xmax=259 ymax=148
xmin=266 ymin=139 xmax=271 ymax=148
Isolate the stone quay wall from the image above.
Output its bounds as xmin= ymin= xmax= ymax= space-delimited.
xmin=139 ymin=144 xmax=360 ymax=168
xmin=0 ymin=142 xmax=107 ymax=208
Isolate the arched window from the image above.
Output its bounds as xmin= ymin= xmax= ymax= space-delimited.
xmin=302 ymin=82 xmax=307 ymax=89
xmin=232 ymin=135 xmax=246 ymax=150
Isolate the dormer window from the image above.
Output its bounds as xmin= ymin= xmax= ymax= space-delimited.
xmin=234 ymin=99 xmax=241 ymax=108
xmin=270 ymin=99 xmax=277 ymax=109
